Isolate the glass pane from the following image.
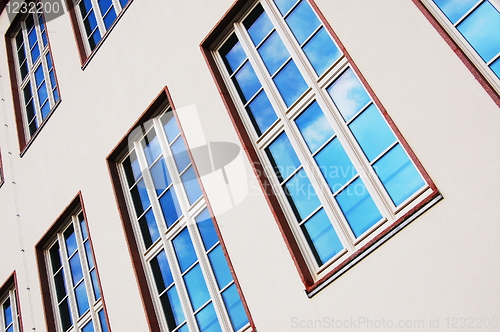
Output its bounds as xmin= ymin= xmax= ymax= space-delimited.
xmin=159 ymin=188 xmax=181 ymax=227
xmin=89 ymin=29 xmax=102 ymax=50
xmin=20 ymin=61 xmax=28 ymax=80
xmin=374 ymin=144 xmax=425 ymax=206
xmin=31 ymin=42 xmax=40 ymax=63
xmin=171 ymin=137 xmax=190 ymax=172
xmin=457 ymin=1 xmax=500 ymax=62
xmin=83 ymin=10 xmax=98 ymax=35
xmin=142 ymin=131 xmax=162 ymax=166
xmin=244 ymin=5 xmax=274 ymax=46
xmin=161 ymin=286 xmax=185 ymax=328
xmin=274 ymin=0 xmax=298 ymax=15
xmin=98 ymin=310 xmax=109 ymax=332
xmin=3 ymin=299 xmax=12 ymax=327
xmin=302 ymin=209 xmax=343 ymax=265
xmin=150 ymin=158 xmax=171 ymax=195
xmin=123 ymin=151 xmax=141 ymax=187
xmin=99 ymin=0 xmax=114 ymax=20
xmin=196 ymin=209 xmax=219 ymax=251
xmin=84 ymin=241 xmax=94 ymax=269
xmin=208 ymin=245 xmax=232 ymax=289
xmin=138 ymin=209 xmax=160 ymax=248
xmin=79 ymin=216 xmax=88 ymax=239
xmin=258 ymin=31 xmax=290 ymax=75
xmin=64 ymin=226 xmax=77 ymax=256
xmin=181 ymin=166 xmax=203 ymax=205
xmin=35 ymin=65 xmax=44 ymax=87
xmin=17 ymin=45 xmax=26 ymax=65
xmin=119 ymin=0 xmax=130 ymax=7
xmin=303 ymin=27 xmax=341 ymax=76
xmin=315 ymin=138 xmax=356 ymax=193
xmin=150 ymin=251 xmax=174 ymax=293
xmin=221 ymin=36 xmax=247 ymax=74
xmin=284 ymin=169 xmax=321 ymax=220
xmin=23 ymin=84 xmax=33 ymax=105
xmin=82 ymin=320 xmax=95 ymax=332
xmin=41 ymin=101 xmax=51 ymax=120
xmin=434 ymin=0 xmax=480 ymax=23
xmin=50 ymin=243 xmax=62 ymax=272
xmin=28 ymin=27 xmax=37 ymax=47
xmin=246 ymin=90 xmax=278 ymax=135
xmin=273 ymin=60 xmax=308 ymax=107
xmin=336 ymin=177 xmax=382 ymax=238
xmin=295 ymin=101 xmax=335 ymax=153
xmin=233 ymin=62 xmax=261 ymax=103
xmin=54 ymin=270 xmax=67 ymax=301
xmin=90 ymin=269 xmax=101 ymax=300
xmin=349 ymin=104 xmax=397 ymax=162
xmin=491 ymin=57 xmax=500 ymax=78
xmin=75 ymin=282 xmax=90 ymax=316
xmin=69 ymin=254 xmax=84 ymax=285
xmin=328 ymin=68 xmax=371 ymax=122
xmin=184 ymin=264 xmax=210 ymax=311
xmin=195 ymin=303 xmax=222 ymax=332
xmin=80 ymin=0 xmax=93 ymax=15
xmin=130 ymin=180 xmax=150 ymax=217
xmin=38 ymin=82 xmax=48 ymax=106
xmin=59 ymin=298 xmax=73 ymax=331
xmin=172 ymin=228 xmax=197 ymax=273
xmin=162 ymin=112 xmax=181 ymax=143
xmin=103 ymin=8 xmax=117 ymax=29
xmin=267 ymin=133 xmax=301 ymax=181
xmin=222 ymin=284 xmax=249 ymax=331
xmin=286 ymin=0 xmax=321 ymax=45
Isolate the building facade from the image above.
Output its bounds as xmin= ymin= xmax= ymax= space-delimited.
xmin=0 ymin=0 xmax=499 ymax=331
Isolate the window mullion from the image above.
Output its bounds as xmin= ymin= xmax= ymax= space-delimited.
xmin=58 ymin=232 xmax=79 ymax=332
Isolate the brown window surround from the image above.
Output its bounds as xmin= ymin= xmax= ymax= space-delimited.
xmin=200 ymin=0 xmax=442 ymax=297
xmin=0 ymin=149 xmax=4 ymax=187
xmin=0 ymin=272 xmax=23 ymax=332
xmin=35 ymin=191 xmax=111 ymax=332
xmin=106 ymin=86 xmax=256 ymax=332
xmin=65 ymin=0 xmax=134 ymax=68
xmin=4 ymin=2 xmax=62 ymax=156
xmin=412 ymin=0 xmax=500 ymax=108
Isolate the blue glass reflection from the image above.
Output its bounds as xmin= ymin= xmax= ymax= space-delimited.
xmin=163 ymin=113 xmax=181 ymax=143
xmin=303 ymin=28 xmax=341 ymax=76
xmin=181 ymin=166 xmax=203 ymax=205
xmin=223 ymin=39 xmax=247 ymax=74
xmin=295 ymin=101 xmax=335 ymax=153
xmin=84 ymin=241 xmax=94 ymax=269
xmin=274 ymin=0 xmax=298 ymax=15
xmin=131 ymin=180 xmax=150 ymax=217
xmin=491 ymin=58 xmax=500 ymax=78
xmin=38 ymin=83 xmax=48 ymax=106
xmin=286 ymin=0 xmax=321 ymax=45
xmin=69 ymin=254 xmax=83 ymax=285
xmin=302 ymin=209 xmax=343 ymax=264
xmin=143 ymin=132 xmax=162 ymax=166
xmin=64 ymin=228 xmax=78 ymax=256
xmin=222 ymin=284 xmax=249 ymax=331
xmin=328 ymin=68 xmax=371 ymax=122
xmin=123 ymin=151 xmax=141 ymax=187
xmin=139 ymin=209 xmax=160 ymax=247
xmin=3 ymin=300 xmax=12 ymax=326
xmin=90 ymin=269 xmax=100 ymax=300
xmin=457 ymin=1 xmax=500 ymax=62
xmin=284 ymin=169 xmax=321 ymax=220
xmin=246 ymin=8 xmax=274 ymax=46
xmin=233 ymin=62 xmax=261 ymax=103
xmin=434 ymin=0 xmax=479 ymax=23
xmin=103 ymin=8 xmax=117 ymax=29
xmin=173 ymin=228 xmax=198 ymax=273
xmin=196 ymin=209 xmax=219 ymax=251
xmin=315 ymin=138 xmax=356 ymax=193
xmin=166 ymin=286 xmax=185 ymax=326
xmin=374 ymin=144 xmax=425 ymax=206
xmin=35 ymin=65 xmax=44 ymax=86
xmin=75 ymin=282 xmax=90 ymax=316
xmin=336 ymin=177 xmax=382 ymax=238
xmin=151 ymin=251 xmax=174 ymax=291
xmin=31 ymin=43 xmax=40 ymax=63
xmin=171 ymin=137 xmax=190 ymax=172
xmin=267 ymin=133 xmax=301 ymax=181
xmin=246 ymin=90 xmax=278 ymax=135
xmin=195 ymin=303 xmax=223 ymax=332
xmin=82 ymin=320 xmax=94 ymax=332
xmin=273 ymin=60 xmax=308 ymax=107
xmin=150 ymin=158 xmax=171 ymax=195
xmin=208 ymin=245 xmax=232 ymax=289
xmin=99 ymin=310 xmax=109 ymax=332
xmin=159 ymin=188 xmax=181 ymax=227
xmin=258 ymin=31 xmax=290 ymax=75
xmin=184 ymin=264 xmax=211 ymax=311
xmin=349 ymin=104 xmax=396 ymax=162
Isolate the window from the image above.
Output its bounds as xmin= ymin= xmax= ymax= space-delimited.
xmin=6 ymin=7 xmax=60 ymax=150
xmin=418 ymin=0 xmax=500 ymax=95
xmin=108 ymin=89 xmax=252 ymax=332
xmin=0 ymin=276 xmax=21 ymax=332
xmin=37 ymin=200 xmax=109 ymax=332
xmin=203 ymin=0 xmax=440 ymax=292
xmin=71 ymin=0 xmax=132 ymax=60
xmin=0 ymin=149 xmax=4 ymax=187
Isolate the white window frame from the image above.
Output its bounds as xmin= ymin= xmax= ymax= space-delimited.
xmin=212 ymin=0 xmax=435 ymax=280
xmin=118 ymin=105 xmax=251 ymax=332
xmin=420 ymin=0 xmax=500 ymax=95
xmin=44 ymin=209 xmax=107 ymax=332
xmin=0 ymin=286 xmax=21 ymax=332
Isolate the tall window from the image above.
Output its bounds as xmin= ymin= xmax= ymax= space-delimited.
xmin=420 ymin=0 xmax=500 ymax=94
xmin=72 ymin=0 xmax=132 ymax=56
xmin=44 ymin=210 xmax=109 ymax=332
xmin=117 ymin=102 xmax=250 ymax=332
xmin=205 ymin=0 xmax=439 ymax=288
xmin=0 ymin=281 xmax=21 ymax=332
xmin=8 ymin=9 xmax=60 ymax=146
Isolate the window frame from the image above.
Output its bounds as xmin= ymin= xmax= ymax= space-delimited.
xmin=0 ymin=149 xmax=4 ymax=188
xmin=66 ymin=0 xmax=133 ymax=67
xmin=0 ymin=273 xmax=22 ymax=332
xmin=201 ymin=0 xmax=442 ymax=295
xmin=5 ymin=2 xmax=61 ymax=154
xmin=106 ymin=87 xmax=255 ymax=332
xmin=35 ymin=192 xmax=110 ymax=332
xmin=414 ymin=0 xmax=500 ymax=107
